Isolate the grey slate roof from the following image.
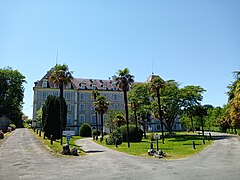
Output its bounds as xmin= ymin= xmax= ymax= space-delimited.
xmin=34 ymin=68 xmax=120 ymax=91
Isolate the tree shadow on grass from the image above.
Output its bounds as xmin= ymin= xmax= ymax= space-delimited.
xmin=182 ymin=143 xmax=202 ymax=146
xmin=167 ymin=135 xmax=203 ymax=142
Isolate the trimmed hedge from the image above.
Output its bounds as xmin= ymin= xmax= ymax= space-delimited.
xmin=80 ymin=123 xmax=92 ymax=137
xmin=119 ymin=125 xmax=143 ymax=142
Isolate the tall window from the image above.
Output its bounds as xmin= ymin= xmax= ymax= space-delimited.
xmin=103 ymin=114 xmax=107 ymax=123
xmin=79 ymin=93 xmax=85 ymax=100
xmin=79 ymin=115 xmax=85 ymax=124
xmin=80 ymin=103 xmax=85 ymax=111
xmin=67 ymin=114 xmax=72 ymax=124
xmin=91 ymin=104 xmax=95 ymax=111
xmin=67 ymin=104 xmax=72 ymax=112
xmin=113 ymin=94 xmax=118 ymax=101
xmin=42 ymin=92 xmax=47 ymax=99
xmin=53 ymin=92 xmax=59 ymax=97
xmin=91 ymin=115 xmax=96 ymax=124
xmin=65 ymin=92 xmax=71 ymax=100
xmin=114 ymin=104 xmax=119 ymax=111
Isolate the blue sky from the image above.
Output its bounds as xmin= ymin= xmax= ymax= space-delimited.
xmin=0 ymin=0 xmax=239 ymax=118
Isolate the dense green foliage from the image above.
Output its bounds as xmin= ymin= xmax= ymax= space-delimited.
xmin=180 ymin=71 xmax=240 ymax=134
xmin=128 ymin=77 xmax=205 ymax=134
xmin=106 ymin=110 xmax=125 ymax=132
xmin=106 ymin=129 xmax=123 ymax=145
xmin=42 ymin=95 xmax=67 ymax=139
xmin=119 ymin=125 xmax=143 ymax=142
xmin=226 ymin=71 xmax=240 ymax=132
xmin=92 ymin=129 xmax=100 ymax=136
xmin=0 ymin=67 xmax=26 ymax=123
xmin=36 ymin=107 xmax=43 ymax=128
xmin=79 ymin=123 xmax=92 ymax=137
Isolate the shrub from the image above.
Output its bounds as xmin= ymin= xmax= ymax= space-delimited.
xmin=80 ymin=123 xmax=92 ymax=137
xmin=106 ymin=129 xmax=122 ymax=145
xmin=92 ymin=129 xmax=100 ymax=136
xmin=0 ymin=130 xmax=4 ymax=139
xmin=119 ymin=125 xmax=143 ymax=142
xmin=148 ymin=133 xmax=155 ymax=141
xmin=9 ymin=124 xmax=16 ymax=130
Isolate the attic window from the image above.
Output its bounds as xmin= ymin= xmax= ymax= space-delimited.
xmin=66 ymin=82 xmax=71 ymax=89
xmin=103 ymin=84 xmax=107 ymax=90
xmin=42 ymin=79 xmax=48 ymax=88
xmin=80 ymin=83 xmax=86 ymax=89
xmin=92 ymin=85 xmax=97 ymax=90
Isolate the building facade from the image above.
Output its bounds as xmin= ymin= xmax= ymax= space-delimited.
xmin=32 ymin=69 xmax=181 ymax=135
xmin=32 ymin=69 xmax=125 ymax=135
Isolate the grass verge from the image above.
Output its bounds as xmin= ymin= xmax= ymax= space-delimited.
xmin=96 ymin=132 xmax=213 ymax=159
xmin=32 ymin=129 xmax=85 ymax=156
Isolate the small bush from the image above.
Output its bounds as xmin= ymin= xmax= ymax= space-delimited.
xmin=79 ymin=123 xmax=92 ymax=137
xmin=106 ymin=129 xmax=122 ymax=145
xmin=8 ymin=124 xmax=16 ymax=130
xmin=148 ymin=133 xmax=155 ymax=141
xmin=92 ymin=129 xmax=100 ymax=136
xmin=119 ymin=125 xmax=143 ymax=142
xmin=0 ymin=130 xmax=4 ymax=139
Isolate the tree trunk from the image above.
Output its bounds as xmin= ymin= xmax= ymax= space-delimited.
xmin=190 ymin=114 xmax=194 ymax=133
xmin=201 ymin=116 xmax=204 ymax=137
xmin=143 ymin=124 xmax=147 ymax=139
xmin=123 ymin=90 xmax=130 ymax=148
xmin=101 ymin=113 xmax=104 ymax=140
xmin=95 ymin=112 xmax=98 ymax=140
xmin=134 ymin=109 xmax=138 ymax=129
xmin=156 ymin=89 xmax=164 ymax=144
xmin=59 ymin=83 xmax=64 ymax=145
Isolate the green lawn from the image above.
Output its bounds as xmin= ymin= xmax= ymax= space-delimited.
xmin=33 ymin=130 xmax=85 ymax=156
xmin=96 ymin=133 xmax=213 ymax=159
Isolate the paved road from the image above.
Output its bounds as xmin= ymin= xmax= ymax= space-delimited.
xmin=0 ymin=129 xmax=239 ymax=180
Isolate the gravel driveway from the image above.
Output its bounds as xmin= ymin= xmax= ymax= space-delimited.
xmin=0 ymin=128 xmax=239 ymax=180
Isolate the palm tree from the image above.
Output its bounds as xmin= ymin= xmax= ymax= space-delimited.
xmin=92 ymin=90 xmax=100 ymax=140
xmin=93 ymin=95 xmax=109 ymax=140
xmin=114 ymin=68 xmax=134 ymax=148
xmin=49 ymin=64 xmax=73 ymax=145
xmin=113 ymin=113 xmax=126 ymax=128
xmin=149 ymin=75 xmax=165 ymax=144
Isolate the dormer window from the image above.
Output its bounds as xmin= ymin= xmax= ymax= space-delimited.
xmin=80 ymin=83 xmax=86 ymax=89
xmin=92 ymin=85 xmax=97 ymax=90
xmin=66 ymin=82 xmax=71 ymax=89
xmin=42 ymin=79 xmax=48 ymax=88
xmin=103 ymin=84 xmax=107 ymax=90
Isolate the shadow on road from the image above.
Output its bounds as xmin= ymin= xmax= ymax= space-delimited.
xmin=84 ymin=150 xmax=104 ymax=153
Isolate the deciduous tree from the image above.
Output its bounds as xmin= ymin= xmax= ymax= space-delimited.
xmin=0 ymin=67 xmax=26 ymax=123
